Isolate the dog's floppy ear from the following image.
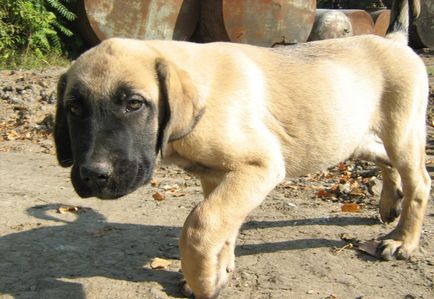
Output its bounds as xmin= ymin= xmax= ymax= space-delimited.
xmin=54 ymin=73 xmax=73 ymax=167
xmin=155 ymin=58 xmax=203 ymax=156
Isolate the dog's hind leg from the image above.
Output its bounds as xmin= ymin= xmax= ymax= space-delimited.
xmin=377 ymin=92 xmax=431 ymax=260
xmin=379 ymin=137 xmax=430 ymax=259
xmin=352 ymin=136 xmax=404 ymax=223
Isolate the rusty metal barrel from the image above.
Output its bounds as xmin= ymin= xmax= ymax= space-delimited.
xmin=76 ymin=0 xmax=200 ymax=45
xmin=370 ymin=9 xmax=390 ymax=36
xmin=410 ymin=0 xmax=434 ymax=49
xmin=198 ymin=0 xmax=317 ymax=47
xmin=339 ymin=10 xmax=374 ymax=36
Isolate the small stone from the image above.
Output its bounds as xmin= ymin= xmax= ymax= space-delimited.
xmin=2 ymin=86 xmax=13 ymax=92
xmin=338 ymin=182 xmax=351 ymax=194
xmin=149 ymin=257 xmax=171 ymax=269
xmin=152 ymin=192 xmax=165 ymax=201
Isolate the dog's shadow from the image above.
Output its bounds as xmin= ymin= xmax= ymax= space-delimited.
xmin=0 ymin=204 xmax=184 ymax=298
xmin=238 ymin=216 xmax=379 ymax=256
xmin=0 ymin=204 xmax=379 ymax=298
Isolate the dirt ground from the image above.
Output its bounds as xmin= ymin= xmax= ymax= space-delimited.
xmin=0 ymin=51 xmax=433 ymax=299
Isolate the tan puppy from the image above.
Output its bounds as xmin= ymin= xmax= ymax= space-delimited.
xmin=55 ymin=0 xmax=429 ymax=298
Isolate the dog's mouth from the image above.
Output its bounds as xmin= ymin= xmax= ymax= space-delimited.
xmin=70 ymin=161 xmax=153 ymax=199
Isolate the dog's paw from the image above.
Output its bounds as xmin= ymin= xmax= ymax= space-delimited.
xmin=377 ymin=238 xmax=416 ymax=261
xmin=180 ymin=244 xmax=234 ymax=299
xmin=180 ymin=278 xmax=193 ymax=298
xmin=180 ymin=278 xmax=221 ymax=299
xmin=179 ymin=258 xmax=228 ymax=299
xmin=219 ymin=239 xmax=236 ymax=274
xmin=379 ymin=205 xmax=401 ymax=224
xmin=379 ymin=189 xmax=403 ymax=223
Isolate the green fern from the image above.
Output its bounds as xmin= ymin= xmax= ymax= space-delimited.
xmin=0 ymin=0 xmax=77 ymax=67
xmin=46 ymin=0 xmax=76 ymax=21
xmin=52 ymin=19 xmax=73 ymax=37
xmin=48 ymin=31 xmax=62 ymax=52
xmin=31 ymin=29 xmax=52 ymax=51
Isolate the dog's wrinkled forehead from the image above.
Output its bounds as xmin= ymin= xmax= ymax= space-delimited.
xmin=64 ymin=39 xmax=160 ymax=102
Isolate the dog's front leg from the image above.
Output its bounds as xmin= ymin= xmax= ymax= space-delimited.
xmin=179 ymin=162 xmax=284 ymax=298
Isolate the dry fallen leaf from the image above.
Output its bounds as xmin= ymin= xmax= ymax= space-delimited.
xmin=150 ymin=178 xmax=159 ymax=187
xmin=163 ymin=184 xmax=181 ymax=192
xmin=171 ymin=192 xmax=186 ymax=197
xmin=152 ymin=192 xmax=166 ymax=201
xmin=316 ymin=188 xmax=332 ymax=198
xmin=350 ymin=181 xmax=359 ymax=189
xmin=150 ymin=257 xmax=171 ymax=269
xmin=57 ymin=206 xmax=82 ymax=214
xmin=341 ymin=202 xmax=361 ymax=213
xmin=358 ymin=239 xmax=382 ymax=259
xmin=300 ymin=185 xmax=314 ymax=191
xmin=6 ymin=130 xmax=19 ymax=141
xmin=349 ymin=188 xmax=366 ymax=197
xmin=338 ymin=162 xmax=347 ymax=172
xmin=285 ymin=185 xmax=299 ymax=190
xmin=330 ymin=184 xmax=339 ymax=193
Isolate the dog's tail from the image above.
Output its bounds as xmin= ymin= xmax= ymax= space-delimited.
xmin=385 ymin=0 xmax=420 ymax=44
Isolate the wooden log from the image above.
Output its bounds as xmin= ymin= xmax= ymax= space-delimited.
xmin=308 ymin=9 xmax=353 ymax=41
xmin=198 ymin=0 xmax=316 ymax=47
xmin=370 ymin=9 xmax=390 ymax=36
xmin=76 ymin=0 xmax=200 ymax=45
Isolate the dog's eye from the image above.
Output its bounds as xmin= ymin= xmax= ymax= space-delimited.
xmin=68 ymin=102 xmax=83 ymax=117
xmin=125 ymin=97 xmax=144 ymax=113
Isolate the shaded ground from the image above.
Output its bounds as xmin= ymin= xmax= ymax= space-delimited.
xmin=0 ymin=52 xmax=433 ymax=299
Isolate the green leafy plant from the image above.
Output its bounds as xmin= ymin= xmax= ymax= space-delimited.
xmin=0 ymin=0 xmax=76 ymax=68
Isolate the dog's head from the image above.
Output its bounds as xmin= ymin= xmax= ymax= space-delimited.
xmin=55 ymin=39 xmax=202 ymax=199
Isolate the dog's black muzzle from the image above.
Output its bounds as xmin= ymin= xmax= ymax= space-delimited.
xmin=71 ymin=159 xmax=152 ymax=199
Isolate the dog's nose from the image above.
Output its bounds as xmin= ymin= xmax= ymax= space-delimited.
xmin=80 ymin=162 xmax=112 ymax=187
